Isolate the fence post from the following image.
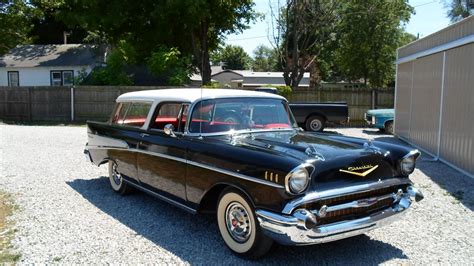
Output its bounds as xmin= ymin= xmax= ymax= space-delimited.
xmin=27 ymin=87 xmax=32 ymax=121
xmin=371 ymin=89 xmax=376 ymax=109
xmin=70 ymin=86 xmax=75 ymax=122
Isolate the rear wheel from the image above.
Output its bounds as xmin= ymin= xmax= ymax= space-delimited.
xmin=305 ymin=115 xmax=325 ymax=132
xmin=217 ymin=189 xmax=273 ymax=259
xmin=108 ymin=161 xmax=132 ymax=195
xmin=385 ymin=121 xmax=394 ymax=134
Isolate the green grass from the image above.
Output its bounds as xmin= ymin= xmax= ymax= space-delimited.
xmin=0 ymin=191 xmax=21 ymax=264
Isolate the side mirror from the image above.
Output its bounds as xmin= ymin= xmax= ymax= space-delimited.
xmin=164 ymin=124 xmax=176 ymax=137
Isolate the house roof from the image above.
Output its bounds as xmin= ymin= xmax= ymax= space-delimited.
xmin=190 ymin=66 xmax=226 ymax=81
xmin=0 ymin=44 xmax=103 ymax=68
xmin=117 ymin=88 xmax=285 ymax=103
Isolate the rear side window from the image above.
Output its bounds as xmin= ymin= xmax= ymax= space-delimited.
xmin=111 ymin=103 xmax=131 ymax=124
xmin=150 ymin=103 xmax=188 ymax=132
xmin=112 ymin=102 xmax=151 ymax=128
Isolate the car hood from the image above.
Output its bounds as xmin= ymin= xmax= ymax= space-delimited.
xmin=366 ymin=109 xmax=394 ymax=115
xmin=225 ymin=130 xmax=401 ymax=187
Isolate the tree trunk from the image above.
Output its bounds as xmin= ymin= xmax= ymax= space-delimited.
xmin=200 ymin=20 xmax=211 ymax=86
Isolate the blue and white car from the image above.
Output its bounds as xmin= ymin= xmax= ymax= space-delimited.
xmin=365 ymin=109 xmax=394 ymax=134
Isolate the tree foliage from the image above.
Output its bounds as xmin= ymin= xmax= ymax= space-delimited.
xmin=211 ymin=44 xmax=252 ymax=70
xmin=0 ymin=0 xmax=31 ymax=54
xmin=271 ymin=0 xmax=341 ymax=89
xmin=445 ymin=0 xmax=473 ymax=22
xmin=251 ymin=45 xmax=280 ymax=71
xmin=147 ymin=46 xmax=192 ymax=85
xmin=334 ymin=0 xmax=413 ymax=87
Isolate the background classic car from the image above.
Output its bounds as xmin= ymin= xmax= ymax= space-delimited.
xmin=84 ymin=89 xmax=423 ymax=258
xmin=365 ymin=108 xmax=395 ymax=134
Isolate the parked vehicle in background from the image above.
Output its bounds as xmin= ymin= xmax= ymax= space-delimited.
xmin=365 ymin=109 xmax=394 ymax=134
xmin=84 ymin=89 xmax=423 ymax=258
xmin=290 ymin=102 xmax=349 ymax=132
xmin=254 ymin=87 xmax=349 ymax=132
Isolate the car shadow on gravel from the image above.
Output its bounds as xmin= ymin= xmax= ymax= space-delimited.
xmin=68 ymin=176 xmax=409 ymax=264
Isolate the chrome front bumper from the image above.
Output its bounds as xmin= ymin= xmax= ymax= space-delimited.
xmin=256 ymin=186 xmax=423 ymax=245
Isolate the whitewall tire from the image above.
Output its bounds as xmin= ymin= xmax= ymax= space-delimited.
xmin=108 ymin=161 xmax=132 ymax=195
xmin=217 ymin=189 xmax=273 ymax=259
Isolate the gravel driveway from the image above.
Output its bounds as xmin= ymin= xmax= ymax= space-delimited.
xmin=0 ymin=124 xmax=473 ymax=264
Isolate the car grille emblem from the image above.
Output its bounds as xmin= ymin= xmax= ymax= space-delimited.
xmin=339 ymin=165 xmax=379 ymax=177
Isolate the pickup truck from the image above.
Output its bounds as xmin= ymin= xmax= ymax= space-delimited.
xmin=289 ymin=102 xmax=349 ymax=131
xmin=254 ymin=87 xmax=349 ymax=132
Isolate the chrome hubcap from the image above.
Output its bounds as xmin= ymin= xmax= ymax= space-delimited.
xmin=112 ymin=163 xmax=122 ymax=185
xmin=225 ymin=202 xmax=251 ymax=243
xmin=310 ymin=120 xmax=322 ymax=131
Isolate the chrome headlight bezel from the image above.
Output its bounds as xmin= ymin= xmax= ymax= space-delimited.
xmin=285 ymin=164 xmax=313 ymax=195
xmin=400 ymin=150 xmax=420 ymax=175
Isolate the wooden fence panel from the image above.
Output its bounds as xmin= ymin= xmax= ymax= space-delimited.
xmin=0 ymin=86 xmax=394 ymax=125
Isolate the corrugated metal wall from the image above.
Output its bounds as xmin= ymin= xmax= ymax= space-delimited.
xmin=394 ymin=62 xmax=413 ymax=139
xmin=409 ymin=53 xmax=443 ymax=154
xmin=395 ymin=16 xmax=474 ymax=177
xmin=439 ymin=43 xmax=474 ymax=175
xmin=398 ymin=17 xmax=474 ymax=58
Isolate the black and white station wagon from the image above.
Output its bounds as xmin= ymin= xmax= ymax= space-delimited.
xmin=84 ymin=89 xmax=424 ymax=258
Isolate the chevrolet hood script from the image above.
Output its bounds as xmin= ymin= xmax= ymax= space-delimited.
xmin=339 ymin=165 xmax=379 ymax=177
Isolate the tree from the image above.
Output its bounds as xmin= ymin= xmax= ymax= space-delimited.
xmin=59 ymin=0 xmax=256 ymax=85
xmin=270 ymin=0 xmax=341 ymax=89
xmin=445 ymin=0 xmax=473 ymax=22
xmin=251 ymin=45 xmax=280 ymax=71
xmin=334 ymin=0 xmax=413 ymax=87
xmin=211 ymin=45 xmax=252 ymax=70
xmin=0 ymin=0 xmax=31 ymax=54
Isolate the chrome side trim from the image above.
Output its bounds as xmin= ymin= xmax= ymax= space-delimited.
xmin=282 ymin=178 xmax=412 ymax=214
xmin=187 ymin=160 xmax=284 ymax=189
xmin=87 ymin=134 xmax=129 ymax=149
xmin=122 ymin=178 xmax=196 ymax=214
xmin=87 ymin=146 xmax=283 ymax=189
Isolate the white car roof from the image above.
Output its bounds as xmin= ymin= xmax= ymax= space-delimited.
xmin=116 ymin=88 xmax=286 ymax=103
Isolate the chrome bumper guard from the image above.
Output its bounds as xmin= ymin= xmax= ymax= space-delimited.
xmin=256 ymin=186 xmax=423 ymax=245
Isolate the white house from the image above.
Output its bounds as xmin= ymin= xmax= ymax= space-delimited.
xmin=211 ymin=70 xmax=310 ymax=88
xmin=0 ymin=44 xmax=105 ymax=87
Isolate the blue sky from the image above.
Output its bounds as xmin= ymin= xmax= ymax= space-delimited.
xmin=225 ymin=0 xmax=451 ymax=56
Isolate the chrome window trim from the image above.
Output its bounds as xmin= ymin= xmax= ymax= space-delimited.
xmin=87 ymin=146 xmax=284 ymax=189
xmin=184 ymin=97 xmax=298 ymax=137
xmin=282 ymin=177 xmax=412 ymax=214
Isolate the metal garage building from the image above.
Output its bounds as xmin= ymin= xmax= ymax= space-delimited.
xmin=395 ymin=16 xmax=474 ymax=178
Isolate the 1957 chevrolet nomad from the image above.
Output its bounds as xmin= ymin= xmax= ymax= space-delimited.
xmin=84 ymin=89 xmax=423 ymax=258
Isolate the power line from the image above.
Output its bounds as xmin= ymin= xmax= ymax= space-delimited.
xmin=227 ymin=35 xmax=268 ymax=41
xmin=412 ymin=0 xmax=437 ymax=8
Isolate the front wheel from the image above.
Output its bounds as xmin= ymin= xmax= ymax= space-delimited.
xmin=108 ymin=161 xmax=132 ymax=195
xmin=305 ymin=115 xmax=325 ymax=132
xmin=217 ymin=189 xmax=273 ymax=259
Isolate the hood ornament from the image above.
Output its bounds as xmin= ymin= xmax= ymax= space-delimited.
xmin=339 ymin=164 xmax=379 ymax=177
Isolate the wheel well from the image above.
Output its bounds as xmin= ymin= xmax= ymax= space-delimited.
xmin=305 ymin=113 xmax=326 ymax=123
xmin=197 ymin=183 xmax=254 ymax=214
xmin=384 ymin=120 xmax=394 ymax=127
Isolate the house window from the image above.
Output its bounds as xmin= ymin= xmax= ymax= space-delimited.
xmin=50 ymin=70 xmax=74 ymax=86
xmin=8 ymin=71 xmax=19 ymax=87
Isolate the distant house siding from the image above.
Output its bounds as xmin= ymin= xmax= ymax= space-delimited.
xmin=0 ymin=66 xmax=92 ymax=86
xmin=211 ymin=71 xmax=242 ymax=86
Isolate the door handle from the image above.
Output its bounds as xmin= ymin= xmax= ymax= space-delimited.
xmin=140 ymin=133 xmax=150 ymax=138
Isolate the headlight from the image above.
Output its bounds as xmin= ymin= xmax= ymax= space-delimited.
xmin=400 ymin=150 xmax=420 ymax=175
xmin=285 ymin=166 xmax=311 ymax=194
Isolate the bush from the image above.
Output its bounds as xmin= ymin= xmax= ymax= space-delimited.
xmin=260 ymin=84 xmax=292 ymax=98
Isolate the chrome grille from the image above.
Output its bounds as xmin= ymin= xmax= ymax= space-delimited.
xmin=304 ymin=185 xmax=407 ymax=225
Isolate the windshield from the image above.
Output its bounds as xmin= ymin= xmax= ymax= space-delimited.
xmin=188 ymin=98 xmax=297 ymax=134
